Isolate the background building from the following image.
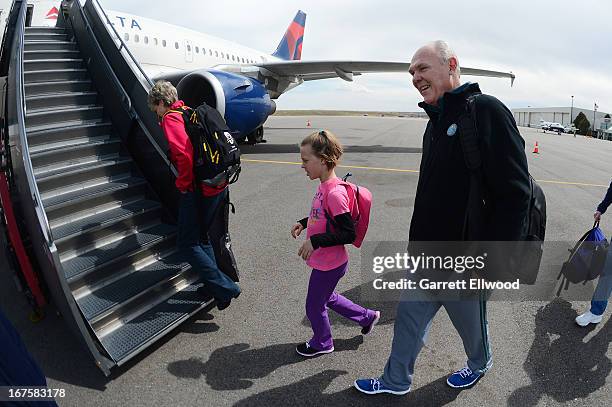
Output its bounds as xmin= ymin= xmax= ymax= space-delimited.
xmin=511 ymin=106 xmax=611 ymax=140
xmin=511 ymin=106 xmax=610 ymax=129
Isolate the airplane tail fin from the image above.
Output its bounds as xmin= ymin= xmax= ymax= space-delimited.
xmin=272 ymin=10 xmax=306 ymax=61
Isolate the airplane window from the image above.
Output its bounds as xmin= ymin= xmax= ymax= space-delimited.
xmin=232 ymin=55 xmax=235 ymax=61
xmin=202 ymin=48 xmax=206 ymax=55
xmin=195 ymin=46 xmax=199 ymax=53
xmin=154 ymin=38 xmax=158 ymax=46
xmin=241 ymin=57 xmax=244 ymax=63
xmin=187 ymin=44 xmax=191 ymax=52
xmin=221 ymin=52 xmax=224 ymax=58
xmin=134 ymin=34 xmax=139 ymax=43
xmin=175 ymin=42 xmax=179 ymax=49
xmin=144 ymin=36 xmax=148 ymax=44
xmin=162 ymin=39 xmax=166 ymax=47
xmin=124 ymin=33 xmax=129 ymax=41
xmin=215 ymin=51 xmax=218 ymax=57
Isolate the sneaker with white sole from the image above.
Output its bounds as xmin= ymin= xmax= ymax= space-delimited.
xmin=361 ymin=310 xmax=381 ymax=335
xmin=295 ymin=342 xmax=334 ymax=357
xmin=575 ymin=311 xmax=603 ymax=327
xmin=353 ymin=378 xmax=410 ymax=395
xmin=446 ymin=367 xmax=483 ymax=388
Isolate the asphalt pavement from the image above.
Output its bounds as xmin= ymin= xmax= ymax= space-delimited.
xmin=1 ymin=115 xmax=610 ymax=406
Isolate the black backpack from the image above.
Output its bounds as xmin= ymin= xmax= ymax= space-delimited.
xmin=458 ymin=94 xmax=546 ymax=285
xmin=169 ymin=103 xmax=241 ymax=186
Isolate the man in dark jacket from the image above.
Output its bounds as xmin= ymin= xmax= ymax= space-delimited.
xmin=575 ymin=181 xmax=612 ymax=326
xmin=354 ymin=40 xmax=530 ymax=395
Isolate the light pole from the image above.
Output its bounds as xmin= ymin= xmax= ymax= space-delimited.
xmin=593 ymin=102 xmax=597 ymax=136
xmin=570 ymin=95 xmax=574 ymax=125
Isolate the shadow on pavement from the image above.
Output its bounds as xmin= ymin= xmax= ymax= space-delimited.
xmin=167 ymin=336 xmax=364 ymax=390
xmin=232 ymin=370 xmax=462 ymax=406
xmin=507 ymin=298 xmax=611 ymax=406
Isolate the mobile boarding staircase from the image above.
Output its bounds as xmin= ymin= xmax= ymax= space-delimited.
xmin=0 ymin=0 xmax=224 ymax=375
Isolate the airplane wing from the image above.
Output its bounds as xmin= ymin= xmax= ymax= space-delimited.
xmin=220 ymin=60 xmax=515 ymax=98
xmin=258 ymin=60 xmax=514 ymax=81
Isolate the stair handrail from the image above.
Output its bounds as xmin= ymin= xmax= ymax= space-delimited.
xmin=91 ymin=0 xmax=153 ymax=87
xmin=75 ymin=0 xmax=177 ymax=177
xmin=12 ymin=0 xmax=53 ymax=244
xmin=64 ymin=0 xmax=132 ymax=112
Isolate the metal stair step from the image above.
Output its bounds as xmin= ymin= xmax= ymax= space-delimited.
xmin=25 ymin=27 xmax=67 ymax=34
xmin=34 ymin=153 xmax=125 ymax=179
xmin=26 ymin=91 xmax=98 ymax=110
xmin=24 ymin=33 xmax=69 ymax=41
xmin=79 ymin=252 xmax=189 ymax=322
xmin=54 ymin=203 xmax=163 ymax=256
xmin=24 ymin=41 xmax=77 ymax=52
xmin=25 ymin=80 xmax=92 ymax=96
xmin=24 ymin=68 xmax=88 ymax=83
xmin=26 ymin=105 xmax=104 ymax=128
xmin=98 ymin=278 xmax=207 ymax=363
xmin=52 ymin=200 xmax=162 ymax=243
xmin=42 ymin=176 xmax=147 ymax=212
xmin=26 ymin=120 xmax=113 ymax=149
xmin=24 ymin=59 xmax=83 ymax=71
xmin=31 ymin=138 xmax=122 ymax=171
xmin=24 ymin=50 xmax=81 ymax=61
xmin=46 ymin=184 xmax=149 ymax=225
xmin=37 ymin=157 xmax=134 ymax=194
xmin=61 ymin=223 xmax=177 ymax=281
xmin=29 ymin=134 xmax=116 ymax=155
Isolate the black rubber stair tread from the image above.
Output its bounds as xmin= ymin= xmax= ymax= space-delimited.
xmin=52 ymin=199 xmax=161 ymax=242
xmin=100 ymin=281 xmax=205 ymax=362
xmin=62 ymin=223 xmax=176 ymax=281
xmin=79 ymin=253 xmax=189 ymax=321
xmin=42 ymin=176 xmax=146 ymax=210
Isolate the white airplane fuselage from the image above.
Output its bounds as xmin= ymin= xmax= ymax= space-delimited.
xmin=105 ymin=10 xmax=284 ymax=78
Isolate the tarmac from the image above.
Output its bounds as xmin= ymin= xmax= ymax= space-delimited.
xmin=1 ymin=115 xmax=610 ymax=406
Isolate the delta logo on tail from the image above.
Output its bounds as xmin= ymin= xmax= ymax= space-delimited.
xmin=272 ymin=10 xmax=306 ymax=61
xmin=46 ymin=6 xmax=59 ymax=20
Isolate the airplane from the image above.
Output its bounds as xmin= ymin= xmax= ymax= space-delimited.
xmin=20 ymin=0 xmax=516 ymax=143
xmin=538 ymin=119 xmax=564 ymax=133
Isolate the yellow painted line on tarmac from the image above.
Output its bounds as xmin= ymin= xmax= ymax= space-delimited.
xmin=241 ymin=159 xmax=606 ymax=187
xmin=241 ymin=159 xmax=420 ymax=173
xmin=534 ymin=179 xmax=608 ymax=188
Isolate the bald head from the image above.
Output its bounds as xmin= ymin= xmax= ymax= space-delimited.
xmin=409 ymin=41 xmax=461 ymax=105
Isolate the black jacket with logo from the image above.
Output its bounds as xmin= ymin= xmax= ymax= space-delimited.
xmin=409 ymin=82 xmax=531 ymax=243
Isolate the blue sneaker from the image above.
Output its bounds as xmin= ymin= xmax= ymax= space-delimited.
xmin=353 ymin=378 xmax=410 ymax=395
xmin=446 ymin=367 xmax=483 ymax=388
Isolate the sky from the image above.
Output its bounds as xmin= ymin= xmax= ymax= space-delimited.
xmin=97 ymin=0 xmax=611 ymax=113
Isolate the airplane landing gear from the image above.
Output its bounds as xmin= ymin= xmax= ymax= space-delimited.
xmin=246 ymin=126 xmax=266 ymax=144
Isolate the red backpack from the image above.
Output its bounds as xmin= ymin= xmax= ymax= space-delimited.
xmin=324 ymin=173 xmax=372 ymax=248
